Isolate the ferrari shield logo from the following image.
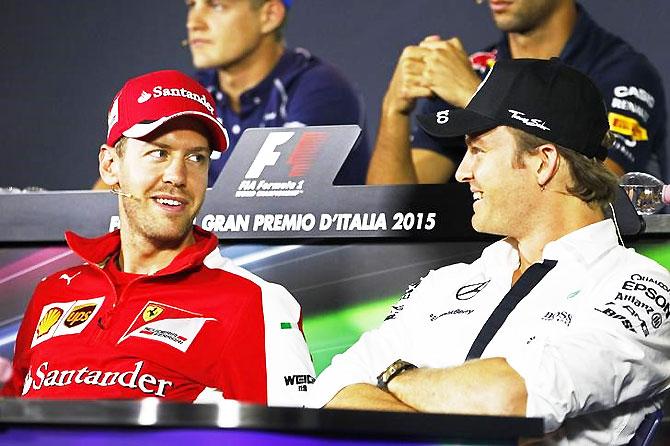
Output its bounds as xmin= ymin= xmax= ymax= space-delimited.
xmin=143 ymin=305 xmax=164 ymax=322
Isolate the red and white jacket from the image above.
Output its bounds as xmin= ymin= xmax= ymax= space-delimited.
xmin=1 ymin=227 xmax=315 ymax=406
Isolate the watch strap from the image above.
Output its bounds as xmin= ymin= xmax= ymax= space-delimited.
xmin=377 ymin=359 xmax=417 ymax=391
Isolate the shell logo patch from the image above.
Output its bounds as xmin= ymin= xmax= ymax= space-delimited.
xmin=143 ymin=305 xmax=164 ymax=322
xmin=31 ymin=297 xmax=105 ymax=348
xmin=36 ymin=308 xmax=63 ymax=338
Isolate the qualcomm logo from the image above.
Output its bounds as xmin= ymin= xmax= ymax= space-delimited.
xmin=137 ymin=91 xmax=152 ymax=103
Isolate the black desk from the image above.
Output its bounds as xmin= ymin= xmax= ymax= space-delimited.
xmin=0 ymin=399 xmax=543 ymax=445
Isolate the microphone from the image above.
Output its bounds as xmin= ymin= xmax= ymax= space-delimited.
xmin=180 ymin=39 xmax=189 ymax=48
xmin=110 ymin=186 xmax=135 ymax=199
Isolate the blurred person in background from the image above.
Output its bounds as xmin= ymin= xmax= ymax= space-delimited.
xmin=186 ymin=0 xmax=371 ymax=186
xmin=366 ymin=0 xmax=666 ymax=185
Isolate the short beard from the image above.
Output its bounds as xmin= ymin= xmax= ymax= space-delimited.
xmin=493 ymin=0 xmax=561 ymax=34
xmin=121 ymin=196 xmax=195 ymax=250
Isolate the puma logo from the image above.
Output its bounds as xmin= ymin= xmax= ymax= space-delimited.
xmin=59 ymin=272 xmax=81 ymax=286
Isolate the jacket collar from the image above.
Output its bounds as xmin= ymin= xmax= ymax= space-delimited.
xmin=65 ymin=226 xmax=219 ymax=276
xmin=197 ymin=47 xmax=312 ymax=115
xmin=541 ymin=219 xmax=619 ymax=265
xmin=484 ymin=219 xmax=620 ymax=272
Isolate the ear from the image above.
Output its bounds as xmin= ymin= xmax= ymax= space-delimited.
xmin=99 ymin=144 xmax=120 ymax=187
xmin=536 ymin=143 xmax=560 ymax=188
xmin=259 ymin=0 xmax=285 ymax=36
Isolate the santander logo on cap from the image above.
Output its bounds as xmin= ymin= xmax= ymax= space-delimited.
xmin=137 ymin=91 xmax=152 ymax=104
xmin=105 ymin=70 xmax=229 ymax=152
xmin=134 ymin=85 xmax=216 ymax=115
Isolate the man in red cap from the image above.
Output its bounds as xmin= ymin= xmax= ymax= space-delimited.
xmin=1 ymin=70 xmax=315 ymax=405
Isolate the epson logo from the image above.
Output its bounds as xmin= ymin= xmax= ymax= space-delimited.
xmin=150 ymin=86 xmax=215 ymax=114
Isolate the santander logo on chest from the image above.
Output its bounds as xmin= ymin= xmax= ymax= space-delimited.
xmin=118 ymin=301 xmax=216 ymax=353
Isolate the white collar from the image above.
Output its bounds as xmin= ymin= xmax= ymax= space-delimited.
xmin=483 ymin=219 xmax=620 ymax=271
xmin=542 ymin=219 xmax=619 ymax=265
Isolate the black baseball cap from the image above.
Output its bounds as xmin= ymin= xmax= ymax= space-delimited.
xmin=417 ymin=58 xmax=609 ymax=161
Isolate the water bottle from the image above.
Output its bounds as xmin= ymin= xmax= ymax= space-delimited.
xmin=619 ymin=172 xmax=670 ymax=215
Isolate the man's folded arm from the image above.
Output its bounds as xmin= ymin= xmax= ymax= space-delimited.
xmin=324 ymin=383 xmax=416 ymax=412
xmin=387 ymin=357 xmax=527 ymax=416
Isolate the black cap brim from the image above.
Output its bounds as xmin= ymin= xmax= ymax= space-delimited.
xmin=417 ymin=108 xmax=499 ymax=139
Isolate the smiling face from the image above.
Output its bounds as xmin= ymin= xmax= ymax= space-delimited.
xmin=455 ymin=126 xmax=540 ymax=237
xmin=112 ymin=117 xmax=211 ymax=247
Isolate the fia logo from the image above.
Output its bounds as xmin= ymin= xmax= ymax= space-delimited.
xmin=456 ymin=280 xmax=490 ymax=300
xmin=244 ymin=132 xmax=295 ymax=179
xmin=236 ymin=130 xmax=327 ymax=197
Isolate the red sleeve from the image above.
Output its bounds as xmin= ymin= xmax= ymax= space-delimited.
xmin=216 ymin=286 xmax=267 ymax=404
xmin=0 ymin=281 xmax=45 ymax=397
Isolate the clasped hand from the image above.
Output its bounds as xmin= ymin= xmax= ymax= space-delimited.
xmin=385 ymin=35 xmax=482 ymax=115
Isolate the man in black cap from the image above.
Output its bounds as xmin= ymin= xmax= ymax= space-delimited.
xmin=309 ymin=58 xmax=670 ymax=444
xmin=366 ymin=0 xmax=666 ymax=185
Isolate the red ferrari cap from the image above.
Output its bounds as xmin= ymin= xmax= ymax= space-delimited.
xmin=106 ymin=70 xmax=228 ymax=153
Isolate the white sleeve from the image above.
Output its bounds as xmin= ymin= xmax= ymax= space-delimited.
xmin=221 ymin=261 xmax=315 ymax=407
xmin=307 ymin=269 xmax=452 ymax=408
xmin=260 ymin=280 xmax=316 ymax=407
xmin=505 ymin=263 xmax=670 ymax=433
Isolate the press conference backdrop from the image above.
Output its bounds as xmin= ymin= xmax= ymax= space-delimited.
xmin=0 ymin=125 xmax=669 ymax=374
xmin=1 ymin=0 xmax=668 ymax=189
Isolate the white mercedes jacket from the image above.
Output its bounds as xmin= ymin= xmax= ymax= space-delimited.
xmin=310 ymin=220 xmax=670 ymax=445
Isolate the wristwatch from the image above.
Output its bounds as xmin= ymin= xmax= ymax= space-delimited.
xmin=376 ymin=359 xmax=417 ymax=391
